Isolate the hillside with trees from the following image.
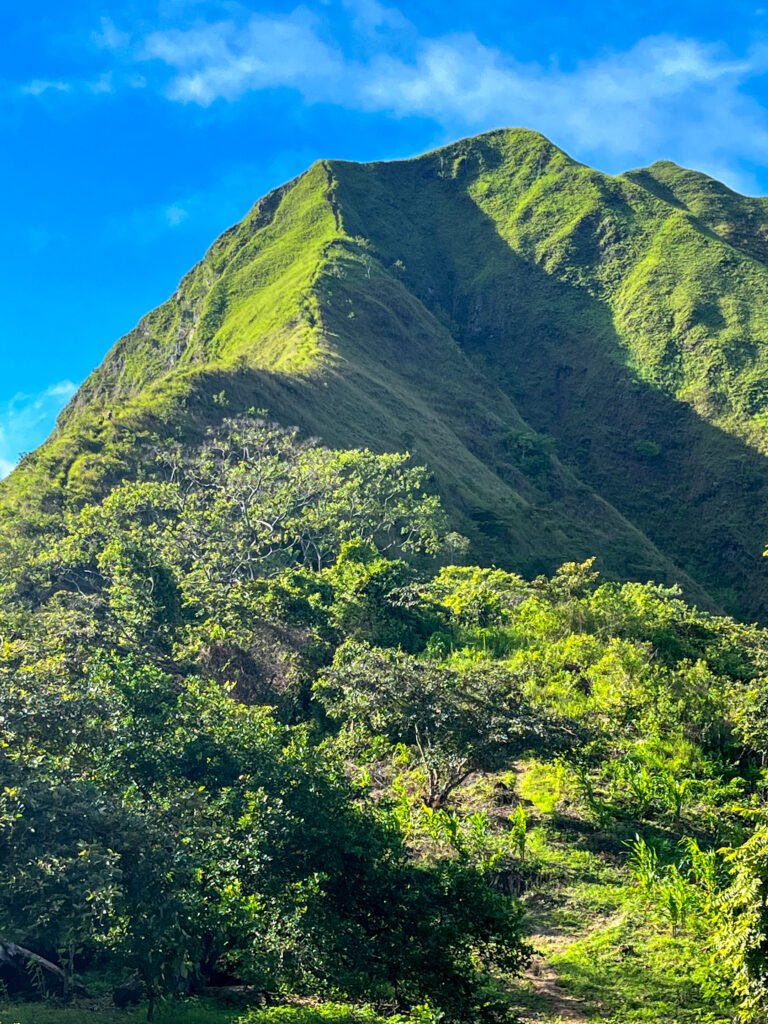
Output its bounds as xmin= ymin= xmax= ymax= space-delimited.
xmin=7 ymin=130 xmax=768 ymax=619
xmin=4 ymin=417 xmax=768 ymax=1023
xmin=7 ymin=131 xmax=768 ymax=1023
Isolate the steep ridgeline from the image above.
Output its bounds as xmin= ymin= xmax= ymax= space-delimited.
xmin=7 ymin=128 xmax=768 ymax=619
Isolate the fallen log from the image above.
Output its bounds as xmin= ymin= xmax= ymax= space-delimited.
xmin=0 ymin=939 xmax=66 ymax=995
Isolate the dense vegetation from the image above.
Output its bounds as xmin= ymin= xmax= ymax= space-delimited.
xmin=6 ymin=129 xmax=768 ymax=620
xmin=9 ymin=127 xmax=768 ymax=1023
xmin=5 ymin=416 xmax=768 ymax=1023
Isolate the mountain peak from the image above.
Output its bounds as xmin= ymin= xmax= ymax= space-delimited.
xmin=7 ymin=130 xmax=768 ymax=621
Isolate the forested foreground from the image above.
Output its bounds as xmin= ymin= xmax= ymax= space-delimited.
xmin=5 ymin=419 xmax=768 ymax=1023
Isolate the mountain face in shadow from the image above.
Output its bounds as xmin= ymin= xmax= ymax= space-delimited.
xmin=7 ymin=128 xmax=768 ymax=620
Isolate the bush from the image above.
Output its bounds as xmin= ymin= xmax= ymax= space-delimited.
xmin=237 ymin=1004 xmax=441 ymax=1024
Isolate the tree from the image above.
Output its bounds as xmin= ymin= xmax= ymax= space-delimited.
xmin=318 ymin=644 xmax=565 ymax=807
xmin=324 ymin=541 xmax=439 ymax=652
xmin=709 ymin=825 xmax=768 ymax=1019
xmin=158 ymin=417 xmax=445 ymax=595
xmin=8 ymin=418 xmax=446 ymax=674
xmin=0 ymin=653 xmax=528 ymax=1018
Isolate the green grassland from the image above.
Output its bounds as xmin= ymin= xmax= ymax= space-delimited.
xmin=5 ymin=129 xmax=768 ymax=621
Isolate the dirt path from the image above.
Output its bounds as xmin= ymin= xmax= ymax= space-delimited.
xmin=511 ymin=905 xmax=602 ymax=1024
xmin=518 ymin=947 xmax=590 ymax=1022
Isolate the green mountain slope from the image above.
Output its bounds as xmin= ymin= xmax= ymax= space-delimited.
xmin=6 ymin=128 xmax=768 ymax=619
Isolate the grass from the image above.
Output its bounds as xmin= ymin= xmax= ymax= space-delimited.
xmin=0 ymin=997 xmax=241 ymax=1024
xmin=0 ymin=999 xmax=430 ymax=1024
xmin=498 ymin=762 xmax=734 ymax=1024
xmin=551 ymin=912 xmax=731 ymax=1023
xmin=6 ymin=128 xmax=768 ymax=620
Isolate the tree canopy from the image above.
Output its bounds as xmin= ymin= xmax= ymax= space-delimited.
xmin=5 ymin=417 xmax=768 ymax=1023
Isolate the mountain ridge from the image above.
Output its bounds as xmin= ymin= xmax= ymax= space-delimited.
xmin=7 ymin=127 xmax=768 ymax=620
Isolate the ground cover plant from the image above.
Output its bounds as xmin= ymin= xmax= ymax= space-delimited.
xmin=4 ymin=415 xmax=768 ymax=1023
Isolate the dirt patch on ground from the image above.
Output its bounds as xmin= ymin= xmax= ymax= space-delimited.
xmin=518 ymin=951 xmax=590 ymax=1022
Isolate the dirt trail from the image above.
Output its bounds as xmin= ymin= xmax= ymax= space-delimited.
xmin=519 ymin=946 xmax=590 ymax=1022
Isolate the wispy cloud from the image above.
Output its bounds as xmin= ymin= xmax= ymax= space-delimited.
xmin=358 ymin=33 xmax=768 ymax=188
xmin=92 ymin=16 xmax=130 ymax=51
xmin=122 ymin=5 xmax=768 ymax=190
xmin=164 ymin=203 xmax=189 ymax=227
xmin=15 ymin=3 xmax=768 ymax=191
xmin=0 ymin=381 xmax=77 ymax=478
xmin=88 ymin=72 xmax=114 ymax=95
xmin=102 ymin=193 xmax=198 ymax=244
xmin=20 ymin=79 xmax=72 ymax=96
xmin=141 ymin=9 xmax=343 ymax=105
xmin=19 ymin=74 xmax=114 ymax=100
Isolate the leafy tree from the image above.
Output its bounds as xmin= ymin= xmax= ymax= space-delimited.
xmin=324 ymin=541 xmax=439 ymax=652
xmin=158 ymin=418 xmax=445 ymax=593
xmin=318 ymin=644 xmax=570 ymax=807
xmin=1 ymin=416 xmax=447 ymax=708
xmin=710 ymin=826 xmax=768 ymax=1019
xmin=422 ymin=566 xmax=528 ymax=629
xmin=0 ymin=653 xmax=528 ymax=1018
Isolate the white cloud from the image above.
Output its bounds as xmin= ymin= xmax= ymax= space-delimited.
xmin=357 ymin=33 xmax=768 ymax=187
xmin=129 ymin=5 xmax=768 ymax=191
xmin=93 ymin=16 xmax=130 ymax=51
xmin=19 ymin=74 xmax=115 ymax=99
xmin=46 ymin=381 xmax=79 ymax=398
xmin=20 ymin=79 xmax=71 ymax=96
xmin=141 ymin=9 xmax=343 ymax=105
xmin=340 ymin=0 xmax=410 ymax=33
xmin=14 ymin=2 xmax=768 ymax=192
xmin=88 ymin=72 xmax=114 ymax=95
xmin=0 ymin=380 xmax=77 ymax=478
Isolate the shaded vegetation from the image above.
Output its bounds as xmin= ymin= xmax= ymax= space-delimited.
xmin=6 ymin=130 xmax=768 ymax=618
xmin=4 ymin=417 xmax=768 ymax=1023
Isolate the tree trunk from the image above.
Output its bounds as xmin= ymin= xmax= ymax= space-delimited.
xmin=0 ymin=940 xmax=66 ymax=983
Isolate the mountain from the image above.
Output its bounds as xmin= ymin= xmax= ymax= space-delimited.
xmin=6 ymin=127 xmax=768 ymax=620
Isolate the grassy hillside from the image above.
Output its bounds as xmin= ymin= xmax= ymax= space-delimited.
xmin=6 ymin=128 xmax=768 ymax=619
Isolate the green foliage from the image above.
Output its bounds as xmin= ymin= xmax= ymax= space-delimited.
xmin=0 ymin=423 xmax=534 ymax=1022
xmin=10 ymin=408 xmax=768 ymax=1021
xmin=0 ymin=653 xmax=527 ymax=1019
xmin=8 ymin=131 xmax=768 ymax=623
xmin=236 ymin=1006 xmax=441 ymax=1024
xmin=627 ymin=836 xmax=700 ymax=935
xmin=323 ymin=542 xmax=437 ymax=651
xmin=317 ymin=643 xmax=569 ymax=807
xmin=710 ymin=826 xmax=768 ymax=1019
xmin=0 ymin=1002 xmax=240 ymax=1024
xmin=0 ymin=417 xmax=445 ymax=718
xmin=517 ymin=760 xmax=571 ymax=814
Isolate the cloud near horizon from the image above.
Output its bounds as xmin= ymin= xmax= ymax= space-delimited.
xmin=116 ymin=4 xmax=768 ymax=191
xmin=0 ymin=381 xmax=77 ymax=478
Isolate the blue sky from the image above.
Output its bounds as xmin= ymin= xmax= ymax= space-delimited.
xmin=3 ymin=0 xmax=768 ymax=474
